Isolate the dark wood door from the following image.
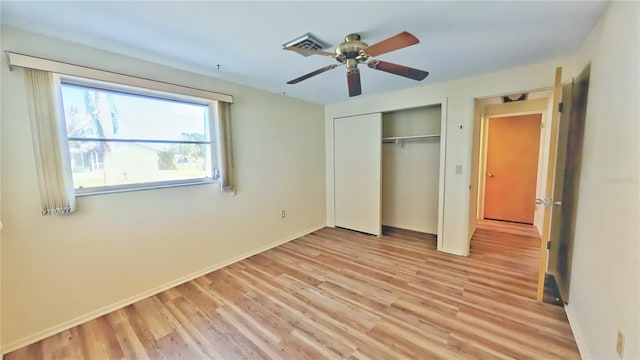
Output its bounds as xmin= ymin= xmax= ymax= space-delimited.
xmin=547 ymin=81 xmax=573 ymax=282
xmin=548 ymin=64 xmax=591 ymax=302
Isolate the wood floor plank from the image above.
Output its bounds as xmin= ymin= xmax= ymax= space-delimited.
xmin=5 ymin=224 xmax=580 ymax=359
xmin=107 ymin=309 xmax=152 ymax=360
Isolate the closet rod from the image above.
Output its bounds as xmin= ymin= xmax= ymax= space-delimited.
xmin=382 ymin=134 xmax=440 ymax=143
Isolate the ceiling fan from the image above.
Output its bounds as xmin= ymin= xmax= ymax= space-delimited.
xmin=284 ymin=31 xmax=429 ymax=97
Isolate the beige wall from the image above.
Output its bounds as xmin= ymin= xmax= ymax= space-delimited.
xmin=326 ymin=58 xmax=573 ymax=256
xmin=1 ymin=26 xmax=326 ymax=351
xmin=563 ymin=2 xmax=640 ymax=358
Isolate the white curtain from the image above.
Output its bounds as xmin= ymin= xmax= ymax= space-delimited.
xmin=24 ymin=69 xmax=76 ymax=215
xmin=216 ymin=101 xmax=235 ymax=193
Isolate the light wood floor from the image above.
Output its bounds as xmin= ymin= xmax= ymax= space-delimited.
xmin=5 ymin=225 xmax=579 ymax=359
xmin=477 ymin=219 xmax=541 ymax=238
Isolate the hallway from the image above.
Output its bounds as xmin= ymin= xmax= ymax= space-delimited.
xmin=470 ymin=220 xmax=541 ymax=300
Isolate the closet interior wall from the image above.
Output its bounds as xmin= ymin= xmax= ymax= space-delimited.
xmin=382 ymin=105 xmax=441 ymax=235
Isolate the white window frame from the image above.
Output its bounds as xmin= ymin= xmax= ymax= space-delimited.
xmin=58 ymin=75 xmax=220 ymax=195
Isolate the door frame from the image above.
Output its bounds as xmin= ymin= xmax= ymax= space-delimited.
xmin=478 ymin=110 xmax=548 ymax=225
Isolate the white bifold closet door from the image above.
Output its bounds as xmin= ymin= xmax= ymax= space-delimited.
xmin=334 ymin=113 xmax=382 ymax=236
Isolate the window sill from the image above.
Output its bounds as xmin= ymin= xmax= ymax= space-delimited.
xmin=75 ymin=178 xmax=218 ymax=197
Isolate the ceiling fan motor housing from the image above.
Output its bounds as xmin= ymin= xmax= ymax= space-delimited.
xmin=335 ymin=34 xmax=370 ymax=67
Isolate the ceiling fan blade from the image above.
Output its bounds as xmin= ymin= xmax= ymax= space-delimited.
xmin=284 ymin=46 xmax=337 ymax=58
xmin=367 ymin=60 xmax=429 ymax=81
xmin=362 ymin=31 xmax=420 ymax=57
xmin=287 ymin=64 xmax=338 ymax=84
xmin=347 ymin=69 xmax=362 ymax=97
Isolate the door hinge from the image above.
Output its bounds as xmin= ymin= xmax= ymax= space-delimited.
xmin=558 ymin=102 xmax=563 ymax=113
xmin=547 ymin=241 xmax=551 ymax=250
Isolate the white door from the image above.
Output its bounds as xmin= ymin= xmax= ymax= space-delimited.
xmin=334 ymin=113 xmax=382 ymax=235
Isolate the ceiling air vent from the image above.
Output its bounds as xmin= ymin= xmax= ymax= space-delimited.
xmin=502 ymin=93 xmax=528 ymax=103
xmin=282 ymin=32 xmax=330 ymax=57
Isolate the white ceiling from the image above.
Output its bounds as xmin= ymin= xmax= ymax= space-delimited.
xmin=1 ymin=1 xmax=608 ymax=105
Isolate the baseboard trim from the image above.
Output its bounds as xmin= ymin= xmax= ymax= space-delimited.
xmin=441 ymin=246 xmax=469 ymax=256
xmin=2 ymin=224 xmax=326 ymax=355
xmin=564 ymin=303 xmax=590 ymax=359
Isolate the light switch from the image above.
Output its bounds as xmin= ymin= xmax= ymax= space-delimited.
xmin=455 ymin=165 xmax=463 ymax=174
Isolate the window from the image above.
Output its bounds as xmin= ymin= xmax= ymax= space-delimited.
xmin=59 ymin=79 xmax=219 ymax=194
xmin=8 ymin=51 xmax=233 ymax=214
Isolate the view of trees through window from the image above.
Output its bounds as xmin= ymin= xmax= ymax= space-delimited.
xmin=61 ymin=82 xmax=215 ymax=191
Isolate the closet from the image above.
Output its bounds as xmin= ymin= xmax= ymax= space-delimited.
xmin=333 ymin=103 xmax=444 ymax=243
xmin=382 ymin=105 xmax=442 ymax=235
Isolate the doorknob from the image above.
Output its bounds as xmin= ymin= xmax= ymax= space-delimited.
xmin=487 ymin=172 xmax=493 ymax=177
xmin=553 ymin=201 xmax=562 ymax=207
xmin=536 ymin=198 xmax=553 ymax=207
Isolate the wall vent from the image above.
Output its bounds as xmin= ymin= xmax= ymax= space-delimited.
xmin=282 ymin=33 xmax=330 ymax=57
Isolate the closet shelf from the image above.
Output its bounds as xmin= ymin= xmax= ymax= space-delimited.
xmin=382 ymin=134 xmax=440 ymax=143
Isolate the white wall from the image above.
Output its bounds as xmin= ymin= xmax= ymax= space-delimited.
xmin=382 ymin=106 xmax=441 ymax=234
xmin=564 ymin=2 xmax=640 ymax=358
xmin=1 ymin=26 xmax=326 ymax=351
xmin=326 ymin=58 xmax=574 ymax=256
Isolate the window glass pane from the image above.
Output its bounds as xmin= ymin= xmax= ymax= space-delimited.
xmin=69 ymin=141 xmax=213 ymax=189
xmin=60 ymin=80 xmax=218 ymax=192
xmin=61 ymin=83 xmax=210 ymax=142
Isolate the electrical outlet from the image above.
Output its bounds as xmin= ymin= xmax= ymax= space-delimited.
xmin=616 ymin=330 xmax=625 ymax=358
xmin=281 ymin=210 xmax=286 ymax=219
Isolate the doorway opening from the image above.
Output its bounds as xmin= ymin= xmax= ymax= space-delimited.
xmin=469 ymin=67 xmax=588 ymax=305
xmin=469 ymin=89 xmax=553 ymax=301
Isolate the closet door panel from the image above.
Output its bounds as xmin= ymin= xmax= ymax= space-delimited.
xmin=334 ymin=113 xmax=382 ymax=235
